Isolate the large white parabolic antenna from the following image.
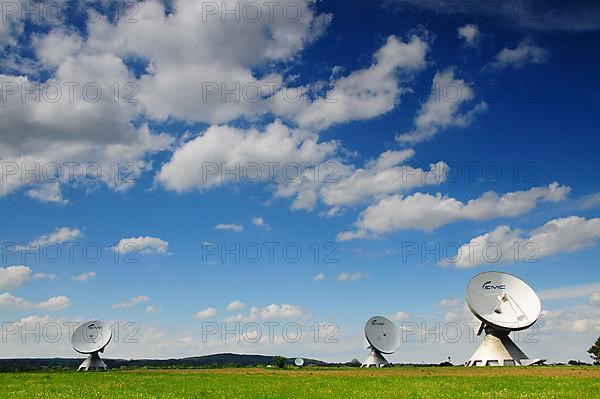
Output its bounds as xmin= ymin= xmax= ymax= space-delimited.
xmin=361 ymin=316 xmax=400 ymax=368
xmin=71 ymin=320 xmax=112 ymax=371
xmin=465 ymin=272 xmax=545 ymax=367
xmin=294 ymin=357 xmax=305 ymax=367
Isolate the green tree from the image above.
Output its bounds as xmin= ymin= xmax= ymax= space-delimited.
xmin=272 ymin=356 xmax=287 ymax=368
xmin=588 ymin=336 xmax=600 ymax=365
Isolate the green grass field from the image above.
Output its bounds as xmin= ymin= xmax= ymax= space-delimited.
xmin=1 ymin=367 xmax=599 ymax=398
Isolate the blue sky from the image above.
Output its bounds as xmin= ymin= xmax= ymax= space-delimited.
xmin=1 ymin=0 xmax=600 ymax=363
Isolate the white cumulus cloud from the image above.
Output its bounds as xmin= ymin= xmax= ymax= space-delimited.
xmin=112 ymin=296 xmax=151 ymax=309
xmin=337 ymin=272 xmax=367 ymax=281
xmin=489 ymin=39 xmax=550 ymax=69
xmin=0 ymin=293 xmax=71 ymax=311
xmin=339 ymin=182 xmax=570 ymax=239
xmin=449 ymin=216 xmax=600 ymax=268
xmin=111 ymin=237 xmax=169 ymax=255
xmin=71 ymin=272 xmax=96 ymax=282
xmin=272 ymin=35 xmax=429 ymax=129
xmin=458 ymin=24 xmax=480 ymax=47
xmin=396 ymin=68 xmax=487 ymax=144
xmin=194 ymin=307 xmax=217 ymax=319
xmin=225 ymin=300 xmax=246 ymax=312
xmin=0 ymin=265 xmax=32 ymax=290
xmin=215 ymin=223 xmax=244 ymax=233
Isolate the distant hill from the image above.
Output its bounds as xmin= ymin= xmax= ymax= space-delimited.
xmin=0 ymin=353 xmax=331 ymax=372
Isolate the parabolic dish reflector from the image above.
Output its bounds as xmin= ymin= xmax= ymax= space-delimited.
xmin=72 ymin=320 xmax=112 ymax=354
xmin=364 ymin=316 xmax=400 ymax=354
xmin=294 ymin=358 xmax=304 ymax=366
xmin=466 ymin=272 xmax=541 ymax=331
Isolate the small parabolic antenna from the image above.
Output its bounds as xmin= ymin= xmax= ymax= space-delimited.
xmin=361 ymin=316 xmax=400 ymax=368
xmin=465 ymin=272 xmax=545 ymax=367
xmin=294 ymin=357 xmax=305 ymax=367
xmin=71 ymin=320 xmax=112 ymax=371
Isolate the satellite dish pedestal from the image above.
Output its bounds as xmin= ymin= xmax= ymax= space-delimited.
xmin=466 ymin=325 xmax=543 ymax=367
xmin=361 ymin=346 xmax=392 ymax=368
xmin=360 ymin=316 xmax=399 ymax=368
xmin=78 ymin=351 xmax=108 ymax=371
xmin=465 ymin=272 xmax=546 ymax=367
xmin=71 ymin=320 xmax=112 ymax=372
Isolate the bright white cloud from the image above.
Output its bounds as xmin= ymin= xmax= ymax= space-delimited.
xmin=145 ymin=305 xmax=161 ymax=313
xmin=339 ymin=182 xmax=570 ymax=239
xmin=277 ymin=149 xmax=448 ymax=213
xmin=458 ymin=24 xmax=480 ymax=46
xmin=319 ymin=150 xmax=448 ymax=207
xmin=223 ymin=303 xmax=309 ymax=322
xmin=337 ymin=272 xmax=367 ymax=281
xmin=32 ymin=28 xmax=84 ymax=68
xmin=112 ymin=296 xmax=151 ymax=309
xmin=6 ymin=0 xmax=333 ymax=198
xmin=225 ymin=300 xmax=246 ymax=312
xmin=71 ymin=272 xmax=96 ymax=282
xmin=590 ymin=292 xmax=600 ymax=306
xmin=0 ymin=66 xmax=173 ymax=199
xmin=26 ymin=227 xmax=81 ymax=248
xmin=157 ymin=121 xmax=337 ymax=192
xmin=36 ymin=296 xmax=71 ymax=311
xmin=580 ymin=192 xmax=600 ymax=210
xmin=194 ymin=307 xmax=217 ymax=319
xmin=489 ymin=39 xmax=550 ymax=69
xmin=252 ymin=217 xmax=265 ymax=226
xmin=111 ymin=237 xmax=169 ymax=255
xmin=272 ymin=35 xmax=429 ymax=129
xmin=396 ymin=68 xmax=487 ymax=144
xmin=450 ymin=216 xmax=600 ymax=268
xmin=0 ymin=265 xmax=32 ymax=290
xmin=86 ymin=0 xmax=330 ymax=124
xmin=25 ymin=183 xmax=68 ymax=205
xmin=215 ymin=223 xmax=244 ymax=233
xmin=257 ymin=304 xmax=308 ymax=320
xmin=313 ymin=273 xmax=326 ymax=281
xmin=540 ymin=304 xmax=600 ymax=334
xmin=0 ymin=293 xmax=30 ymax=309
xmin=0 ymin=293 xmax=70 ymax=311
xmin=251 ymin=217 xmax=270 ymax=230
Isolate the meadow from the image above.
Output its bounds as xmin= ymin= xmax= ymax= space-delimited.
xmin=1 ymin=366 xmax=598 ymax=398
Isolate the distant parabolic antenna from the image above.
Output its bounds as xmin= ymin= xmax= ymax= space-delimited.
xmin=361 ymin=316 xmax=400 ymax=368
xmin=465 ymin=272 xmax=545 ymax=367
xmin=71 ymin=320 xmax=112 ymax=371
xmin=294 ymin=357 xmax=305 ymax=367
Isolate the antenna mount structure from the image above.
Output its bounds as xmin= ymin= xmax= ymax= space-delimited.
xmin=465 ymin=272 xmax=545 ymax=367
xmin=361 ymin=316 xmax=399 ymax=368
xmin=71 ymin=320 xmax=112 ymax=371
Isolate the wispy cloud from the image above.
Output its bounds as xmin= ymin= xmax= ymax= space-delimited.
xmin=215 ymin=223 xmax=244 ymax=233
xmin=71 ymin=272 xmax=96 ymax=282
xmin=112 ymin=296 xmax=151 ymax=309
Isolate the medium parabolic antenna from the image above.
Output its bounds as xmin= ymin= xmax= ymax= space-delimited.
xmin=71 ymin=320 xmax=112 ymax=371
xmin=294 ymin=357 xmax=305 ymax=367
xmin=465 ymin=272 xmax=545 ymax=367
xmin=361 ymin=316 xmax=400 ymax=368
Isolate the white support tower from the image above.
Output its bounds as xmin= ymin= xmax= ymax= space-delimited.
xmin=360 ymin=316 xmax=399 ymax=368
xmin=71 ymin=321 xmax=113 ymax=372
xmin=465 ymin=272 xmax=545 ymax=367
xmin=465 ymin=325 xmax=544 ymax=366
